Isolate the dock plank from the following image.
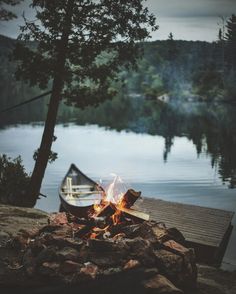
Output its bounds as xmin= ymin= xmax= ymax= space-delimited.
xmin=134 ymin=197 xmax=234 ymax=265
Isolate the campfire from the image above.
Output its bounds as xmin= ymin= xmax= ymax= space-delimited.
xmin=75 ymin=183 xmax=150 ymax=240
xmin=4 ymin=177 xmax=198 ymax=293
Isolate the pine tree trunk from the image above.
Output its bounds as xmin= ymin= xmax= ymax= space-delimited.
xmin=25 ymin=0 xmax=74 ymax=207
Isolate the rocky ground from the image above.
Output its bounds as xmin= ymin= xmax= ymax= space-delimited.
xmin=196 ymin=264 xmax=236 ymax=294
xmin=0 ymin=204 xmax=235 ymax=294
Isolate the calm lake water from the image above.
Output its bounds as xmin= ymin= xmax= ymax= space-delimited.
xmin=0 ymin=122 xmax=235 ymax=270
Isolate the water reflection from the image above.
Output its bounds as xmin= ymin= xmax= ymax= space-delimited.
xmin=158 ymin=102 xmax=236 ymax=189
xmin=1 ymin=96 xmax=236 ymax=188
xmin=73 ymin=99 xmax=236 ymax=189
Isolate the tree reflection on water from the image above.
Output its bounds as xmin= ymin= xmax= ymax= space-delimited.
xmin=74 ymin=98 xmax=236 ymax=189
xmin=1 ymin=95 xmax=236 ymax=188
xmin=157 ymin=102 xmax=236 ymax=189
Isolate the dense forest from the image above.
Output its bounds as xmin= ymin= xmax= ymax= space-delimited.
xmin=127 ymin=38 xmax=236 ymax=101
xmin=0 ymin=23 xmax=236 ymax=123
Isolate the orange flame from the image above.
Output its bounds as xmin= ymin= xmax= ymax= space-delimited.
xmin=111 ymin=210 xmax=122 ymax=225
xmin=90 ymin=232 xmax=98 ymax=239
xmin=93 ymin=203 xmax=103 ymax=214
xmin=93 ymin=174 xmax=128 ymax=226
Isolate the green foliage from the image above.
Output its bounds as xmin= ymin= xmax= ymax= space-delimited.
xmin=13 ymin=0 xmax=158 ymax=108
xmin=33 ymin=149 xmax=58 ymax=163
xmin=218 ymin=28 xmax=223 ymax=42
xmin=225 ymin=14 xmax=236 ymax=40
xmin=224 ymin=70 xmax=236 ymax=98
xmin=0 ymin=154 xmax=30 ymax=205
xmin=11 ymin=1 xmax=158 ymax=203
xmin=192 ymin=67 xmax=224 ymax=99
xmin=1 ymin=29 xmax=236 ymax=127
xmin=124 ymin=40 xmax=219 ymax=99
xmin=0 ymin=0 xmax=23 ymax=21
xmin=168 ymin=32 xmax=174 ymax=41
xmin=0 ymin=35 xmax=48 ymax=125
xmin=142 ymin=73 xmax=165 ymax=98
xmin=225 ymin=14 xmax=236 ymax=69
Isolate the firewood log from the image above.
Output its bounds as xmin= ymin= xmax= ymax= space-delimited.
xmin=120 ymin=189 xmax=141 ymax=208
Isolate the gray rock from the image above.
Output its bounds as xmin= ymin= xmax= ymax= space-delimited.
xmin=0 ymin=204 xmax=48 ymax=240
xmin=143 ymin=274 xmax=183 ymax=293
xmin=57 ymin=247 xmax=79 ymax=262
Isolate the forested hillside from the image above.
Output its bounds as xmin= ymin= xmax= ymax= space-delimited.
xmin=124 ymin=38 xmax=236 ymax=101
xmin=0 ymin=32 xmax=236 ymax=124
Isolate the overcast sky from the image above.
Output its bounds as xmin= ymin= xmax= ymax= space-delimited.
xmin=0 ymin=0 xmax=235 ymax=42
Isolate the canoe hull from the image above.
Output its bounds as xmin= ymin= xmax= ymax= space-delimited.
xmin=59 ymin=193 xmax=93 ymax=217
xmin=59 ymin=164 xmax=104 ymax=218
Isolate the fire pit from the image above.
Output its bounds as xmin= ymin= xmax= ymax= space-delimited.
xmin=3 ymin=187 xmax=197 ymax=294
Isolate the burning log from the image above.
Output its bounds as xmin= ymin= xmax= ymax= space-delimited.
xmin=76 ymin=217 xmax=106 ymax=227
xmin=120 ymin=189 xmax=141 ymax=208
xmin=75 ymin=224 xmax=94 ymax=238
xmin=75 ymin=189 xmax=147 ymax=238
xmin=75 ymin=203 xmax=117 ymax=238
xmin=96 ymin=202 xmax=117 ymax=218
xmin=119 ymin=207 xmax=150 ymax=222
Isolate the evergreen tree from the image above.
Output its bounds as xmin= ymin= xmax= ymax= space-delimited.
xmin=225 ymin=14 xmax=236 ymax=69
xmin=168 ymin=32 xmax=173 ymax=41
xmin=217 ymin=16 xmax=227 ymax=87
xmin=166 ymin=32 xmax=178 ymax=61
xmin=13 ymin=0 xmax=157 ymax=206
xmin=218 ymin=28 xmax=222 ymax=42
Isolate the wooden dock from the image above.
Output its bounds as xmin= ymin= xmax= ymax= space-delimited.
xmin=135 ymin=197 xmax=234 ymax=266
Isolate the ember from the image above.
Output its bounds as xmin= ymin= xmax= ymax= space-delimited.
xmin=1 ymin=184 xmax=197 ymax=293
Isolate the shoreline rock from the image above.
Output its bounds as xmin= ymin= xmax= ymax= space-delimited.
xmin=0 ymin=204 xmax=49 ymax=246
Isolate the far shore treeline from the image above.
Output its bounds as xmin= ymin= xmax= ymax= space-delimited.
xmin=0 ymin=23 xmax=236 ymax=124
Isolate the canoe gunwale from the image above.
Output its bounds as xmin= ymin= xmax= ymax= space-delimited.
xmin=58 ymin=164 xmax=104 ymax=216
